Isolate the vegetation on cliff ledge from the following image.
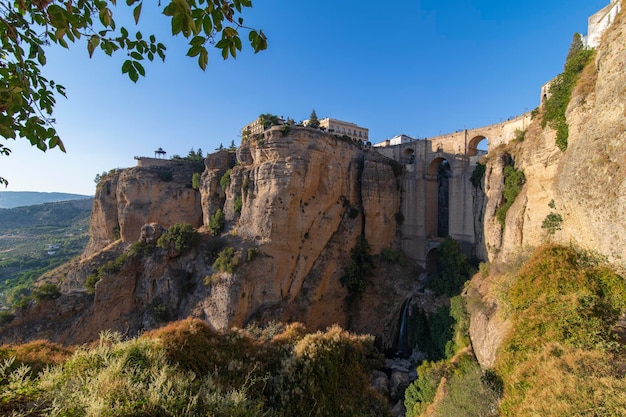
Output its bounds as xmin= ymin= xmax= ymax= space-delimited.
xmin=541 ymin=33 xmax=595 ymax=151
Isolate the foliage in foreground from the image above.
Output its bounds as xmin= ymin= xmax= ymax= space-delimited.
xmin=404 ymin=353 xmax=500 ymax=417
xmin=0 ymin=320 xmax=389 ymax=417
xmin=0 ymin=0 xmax=266 ymax=185
xmin=496 ymin=244 xmax=626 ymax=416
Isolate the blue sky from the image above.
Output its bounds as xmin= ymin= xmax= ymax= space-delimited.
xmin=1 ymin=0 xmax=610 ymax=195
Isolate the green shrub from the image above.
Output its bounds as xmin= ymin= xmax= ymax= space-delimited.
xmin=246 ymin=248 xmax=259 ymax=262
xmin=380 ymin=247 xmax=407 ymax=266
xmin=495 ymin=164 xmax=525 ymax=228
xmin=213 ymin=247 xmax=240 ymax=273
xmin=85 ymin=273 xmax=100 ymax=295
xmin=157 ymin=223 xmax=200 ymax=255
xmin=470 ymin=162 xmax=486 ymax=188
xmin=428 ymin=236 xmax=474 ymax=297
xmin=436 ymin=354 xmax=501 ymax=417
xmin=129 ymin=241 xmax=152 ymax=257
xmin=497 ymin=245 xmax=626 ymax=415
xmin=209 ymin=209 xmax=225 ymax=236
xmin=220 ymin=169 xmax=231 ymax=191
xmin=340 ymin=236 xmax=373 ymax=300
xmin=279 ymin=124 xmax=290 ymax=136
xmin=85 ymin=253 xmax=130 ymax=295
xmin=0 ymin=320 xmax=388 ymax=417
xmin=32 ymin=283 xmax=60 ymax=301
xmin=405 ymin=360 xmax=448 ymax=417
xmin=234 ymin=196 xmax=243 ymax=214
xmin=542 ymin=212 xmax=563 ymax=235
xmin=542 ymin=33 xmax=594 ymax=151
xmin=191 ymin=172 xmax=201 ymax=189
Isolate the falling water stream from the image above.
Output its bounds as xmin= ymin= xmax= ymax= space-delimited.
xmin=396 ymin=296 xmax=412 ymax=357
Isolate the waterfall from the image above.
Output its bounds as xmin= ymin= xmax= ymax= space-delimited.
xmin=396 ymin=296 xmax=412 ymax=357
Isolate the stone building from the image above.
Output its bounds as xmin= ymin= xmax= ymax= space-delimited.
xmin=584 ymin=0 xmax=621 ymax=48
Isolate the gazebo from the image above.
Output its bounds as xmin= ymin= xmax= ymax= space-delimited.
xmin=154 ymin=147 xmax=166 ymax=159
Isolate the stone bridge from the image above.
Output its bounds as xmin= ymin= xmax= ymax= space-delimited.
xmin=374 ymin=113 xmax=531 ymax=270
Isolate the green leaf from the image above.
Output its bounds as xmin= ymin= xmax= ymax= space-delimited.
xmin=130 ymin=51 xmax=143 ymax=60
xmin=87 ymin=35 xmax=100 ymax=58
xmin=133 ymin=3 xmax=142 ymax=24
xmin=187 ymin=45 xmax=202 ymax=57
xmin=171 ymin=14 xmax=184 ymax=35
xmin=190 ymin=35 xmax=205 ymax=46
xmin=128 ymin=66 xmax=139 ymax=82
xmin=198 ymin=47 xmax=208 ymax=70
xmin=122 ymin=60 xmax=132 ymax=74
xmin=202 ymin=14 xmax=213 ymax=35
xmin=99 ymin=7 xmax=112 ymax=27
xmin=133 ymin=61 xmax=145 ymax=76
xmin=37 ymin=48 xmax=47 ymax=65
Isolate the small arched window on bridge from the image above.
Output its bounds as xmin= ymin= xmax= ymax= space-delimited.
xmin=468 ymin=136 xmax=488 ymax=157
xmin=403 ymin=148 xmax=415 ymax=164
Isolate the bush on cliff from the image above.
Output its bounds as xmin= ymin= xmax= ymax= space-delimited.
xmin=0 ymin=320 xmax=388 ymax=416
xmin=496 ymin=244 xmax=626 ymax=416
xmin=541 ymin=33 xmax=594 ymax=151
xmin=157 ymin=223 xmax=200 ymax=255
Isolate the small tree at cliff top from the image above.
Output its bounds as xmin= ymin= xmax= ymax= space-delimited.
xmin=0 ymin=0 xmax=267 ymax=186
xmin=307 ymin=109 xmax=320 ymax=129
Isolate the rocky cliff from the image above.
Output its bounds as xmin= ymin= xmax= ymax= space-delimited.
xmin=469 ymin=7 xmax=626 ymax=367
xmin=1 ymin=127 xmax=414 ymax=347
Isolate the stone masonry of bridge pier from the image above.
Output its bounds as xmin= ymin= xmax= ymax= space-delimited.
xmin=374 ymin=113 xmax=531 ymax=269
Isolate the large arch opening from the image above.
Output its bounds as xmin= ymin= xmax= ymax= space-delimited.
xmin=426 ymin=158 xmax=451 ymax=238
xmin=403 ymin=148 xmax=415 ymax=164
xmin=468 ymin=135 xmax=488 ymax=156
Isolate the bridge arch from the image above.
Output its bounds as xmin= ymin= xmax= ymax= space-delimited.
xmin=403 ymin=148 xmax=415 ymax=164
xmin=468 ymin=135 xmax=488 ymax=156
xmin=426 ymin=158 xmax=451 ymax=237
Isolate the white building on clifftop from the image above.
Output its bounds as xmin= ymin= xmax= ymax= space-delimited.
xmin=584 ymin=0 xmax=621 ymax=48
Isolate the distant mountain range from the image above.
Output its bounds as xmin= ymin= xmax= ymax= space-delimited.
xmin=0 ymin=191 xmax=93 ymax=209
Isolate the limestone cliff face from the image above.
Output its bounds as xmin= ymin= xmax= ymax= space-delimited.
xmin=478 ymin=9 xmax=626 ymax=267
xmin=1 ymin=128 xmax=407 ymax=346
xmin=200 ymin=127 xmax=403 ymax=332
xmin=470 ymin=9 xmax=626 ymax=367
xmin=84 ymin=163 xmax=203 ymax=257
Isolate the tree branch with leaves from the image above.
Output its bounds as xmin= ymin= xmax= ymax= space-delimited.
xmin=0 ymin=0 xmax=267 ymax=185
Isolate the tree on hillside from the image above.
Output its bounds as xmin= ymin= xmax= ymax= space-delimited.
xmin=0 ymin=0 xmax=268 ymax=186
xmin=307 ymin=109 xmax=320 ymax=129
xmin=258 ymin=113 xmax=280 ymax=129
